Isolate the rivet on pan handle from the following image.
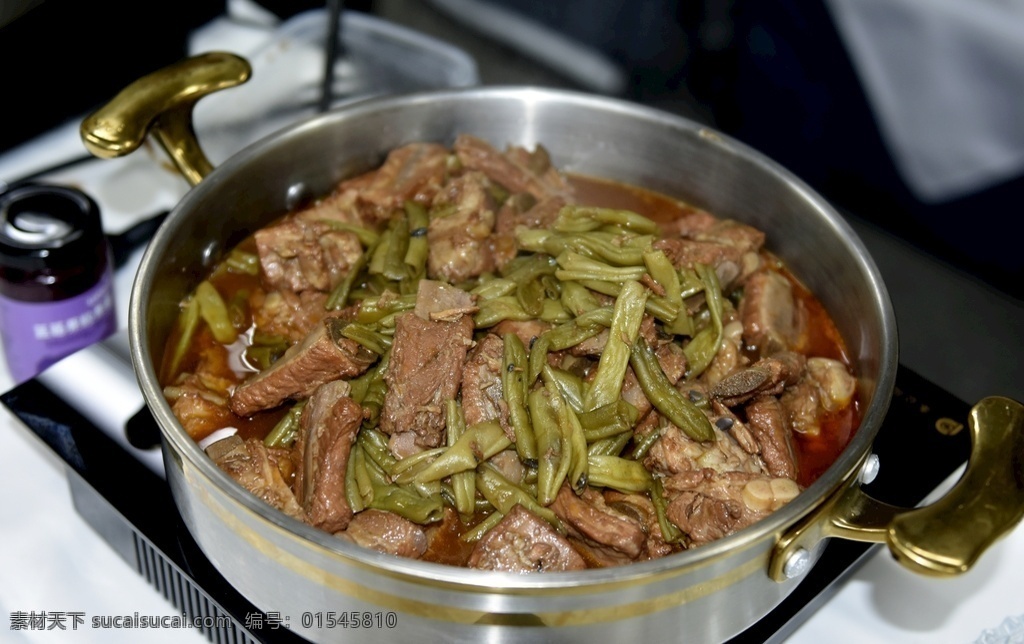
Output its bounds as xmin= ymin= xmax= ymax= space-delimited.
xmin=770 ymin=396 xmax=1024 ymax=580
xmin=80 ymin=52 xmax=251 ymax=186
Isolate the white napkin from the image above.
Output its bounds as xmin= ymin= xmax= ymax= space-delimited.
xmin=825 ymin=0 xmax=1024 ymax=202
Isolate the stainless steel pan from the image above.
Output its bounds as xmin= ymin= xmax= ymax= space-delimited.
xmin=80 ymin=53 xmax=1024 ymax=643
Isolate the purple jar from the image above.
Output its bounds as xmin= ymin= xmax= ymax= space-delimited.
xmin=0 ymin=185 xmax=117 ymax=383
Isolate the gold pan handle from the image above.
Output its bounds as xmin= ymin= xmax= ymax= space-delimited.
xmin=80 ymin=52 xmax=251 ymax=186
xmin=771 ymin=396 xmax=1024 ymax=580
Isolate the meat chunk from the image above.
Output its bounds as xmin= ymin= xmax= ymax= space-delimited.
xmin=805 ymin=357 xmax=857 ymax=411
xmin=570 ymin=315 xmax=659 ymax=358
xmin=427 ymin=171 xmax=498 ymax=283
xmin=337 ymin=142 xmax=450 ymax=220
xmin=644 ymin=422 xmax=764 ymax=478
xmin=709 ymin=351 xmax=805 ymax=407
xmin=461 ymin=333 xmax=510 ymax=434
xmin=492 ymin=319 xmax=551 ymax=348
xmin=164 ymin=342 xmax=238 ymax=440
xmin=468 ymin=505 xmax=586 ymax=573
xmin=739 ymin=270 xmax=803 ymax=356
xmin=337 ymin=509 xmax=428 ymax=559
xmin=454 ymin=135 xmax=574 ymax=202
xmin=664 ymin=470 xmax=800 ymax=547
xmin=703 ymin=320 xmax=747 ymax=387
xmin=550 ymin=486 xmax=646 ymax=563
xmin=652 ymin=219 xmax=764 ymax=288
xmin=381 ymin=311 xmax=474 ymax=453
xmin=744 ymin=395 xmax=799 ymax=480
xmin=414 ymin=279 xmax=478 ymax=322
xmin=165 ymin=372 xmax=234 ymax=441
xmin=604 ymin=491 xmax=675 ymax=560
xmin=208 ymin=436 xmax=305 ymax=521
xmin=492 ymin=193 xmax=569 ymax=272
xmin=294 ymin=381 xmax=362 ymax=533
xmin=255 ymin=219 xmax=363 ymax=293
xmin=780 ymin=357 xmax=857 ymax=436
xmin=249 ymin=288 xmax=331 ymax=344
xmin=230 ymin=317 xmax=376 ymax=416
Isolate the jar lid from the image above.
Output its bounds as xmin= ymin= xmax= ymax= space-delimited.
xmin=0 ymin=184 xmax=105 ymax=273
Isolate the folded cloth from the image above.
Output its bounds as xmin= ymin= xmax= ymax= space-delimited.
xmin=825 ymin=0 xmax=1024 ymax=202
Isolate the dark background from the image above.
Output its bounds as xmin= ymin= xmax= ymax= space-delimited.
xmin=3 ymin=0 xmax=1022 ymax=303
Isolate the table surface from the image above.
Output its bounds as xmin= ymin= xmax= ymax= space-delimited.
xmin=1 ymin=11 xmax=1022 ymax=644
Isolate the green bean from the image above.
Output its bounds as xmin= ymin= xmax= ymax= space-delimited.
xmin=538 ymin=299 xmax=570 ymax=324
xmin=326 ymin=242 xmax=373 ymax=311
xmin=526 ymin=334 xmax=550 ymax=386
xmin=543 ymin=367 xmax=588 ymax=493
xmin=359 ymin=361 xmax=389 ymax=431
xmin=444 ymin=400 xmax=477 ymax=516
xmin=554 ymin=206 xmax=660 ymax=235
xmin=470 ymin=277 xmax=517 ymax=300
xmin=460 ymin=510 xmax=504 ymax=543
xmin=630 ymin=338 xmax=715 ymax=442
xmin=340 ymin=322 xmax=392 ymax=355
xmin=576 ymin=279 xmax=676 ymax=323
xmin=367 ymin=484 xmax=445 ymax=524
xmin=630 ymin=424 xmax=662 ymax=460
xmin=355 ymin=293 xmax=416 ymax=324
xmin=528 ymin=388 xmax=568 ymax=506
xmin=227 ymin=289 xmax=250 ymax=332
xmin=587 ymin=454 xmax=653 ymax=493
xmin=678 ymin=266 xmax=707 ymax=299
xmin=579 ymin=400 xmax=640 ymax=441
xmin=263 ymin=400 xmax=307 ymax=449
xmin=358 ymin=427 xmax=398 ymax=475
xmin=473 ymin=296 xmax=528 ymax=328
xmin=644 ymin=250 xmax=682 ymax=309
xmin=476 ymin=464 xmax=564 ymax=532
xmin=517 ymin=277 xmax=547 ymax=317
xmin=555 ymin=251 xmax=647 ymax=283
xmin=651 ymin=477 xmax=683 ymax=544
xmin=223 ymin=249 xmax=260 ymax=275
xmin=367 ymin=226 xmax=393 ymax=276
xmin=348 ymin=352 xmax=386 ymax=405
xmin=501 ymin=334 xmax=538 ymax=462
xmin=501 ymin=254 xmax=556 ymax=281
xmin=682 ymin=263 xmax=724 ymax=379
xmin=391 ymin=447 xmax=447 ymax=483
xmin=505 ymin=255 xmax=557 ymax=317
xmin=569 ymin=306 xmax=614 ymax=330
xmin=514 ymin=228 xmax=555 ymax=255
xmin=402 ymin=201 xmax=430 ymax=273
xmin=539 ymin=274 xmax=561 ymax=300
xmin=517 ymin=229 xmax=650 ymax=267
xmin=163 ymin=296 xmax=200 ymax=382
xmin=584 ymin=279 xmax=648 ymax=412
xmin=586 ymin=431 xmax=633 ymax=457
xmin=560 ymin=280 xmax=602 ymax=316
xmin=345 ymin=443 xmax=366 ymax=513
xmin=662 ymin=310 xmax=695 ymax=337
xmin=541 ymin=367 xmax=585 ymax=414
xmin=414 ymin=420 xmax=511 ymax=483
xmin=363 ymin=447 xmax=393 ymax=488
xmin=350 ymin=444 xmax=375 ymax=506
xmin=317 ymin=220 xmax=381 ymax=247
xmin=195 ymin=280 xmax=238 ymax=344
xmin=381 ymin=212 xmax=410 ymax=282
xmin=543 ymin=309 xmax=610 ymax=351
